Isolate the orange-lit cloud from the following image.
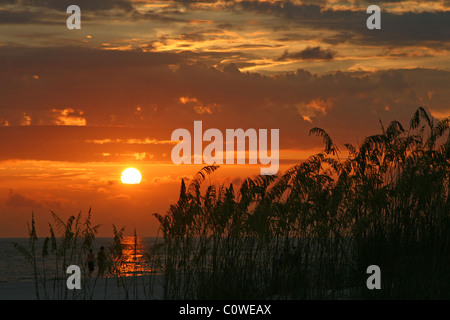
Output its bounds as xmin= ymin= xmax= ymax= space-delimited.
xmin=52 ymin=108 xmax=87 ymax=126
xmin=0 ymin=0 xmax=449 ymax=237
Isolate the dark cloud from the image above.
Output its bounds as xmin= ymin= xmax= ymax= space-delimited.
xmin=179 ymin=32 xmax=207 ymax=42
xmin=2 ymin=0 xmax=449 ymax=50
xmin=0 ymin=46 xmax=182 ymax=70
xmin=0 ymin=0 xmax=136 ymax=25
xmin=130 ymin=10 xmax=187 ymax=23
xmin=19 ymin=0 xmax=134 ymax=12
xmin=217 ymin=23 xmax=233 ymax=29
xmin=0 ymin=8 xmax=61 ymax=24
xmin=222 ymin=63 xmax=241 ymax=74
xmin=320 ymin=31 xmax=356 ymax=45
xmin=237 ymin=1 xmax=450 ymax=46
xmin=276 ymin=46 xmax=337 ymax=61
xmin=359 ymin=11 xmax=450 ymax=46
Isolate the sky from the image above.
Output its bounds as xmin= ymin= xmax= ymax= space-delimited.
xmin=0 ymin=0 xmax=449 ymax=237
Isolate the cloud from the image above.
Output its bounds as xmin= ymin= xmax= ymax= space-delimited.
xmin=0 ymin=8 xmax=56 ymax=24
xmin=0 ymin=46 xmax=448 ymax=164
xmin=276 ymin=46 xmax=337 ymax=61
xmin=0 ymin=125 xmax=176 ymax=162
xmin=19 ymin=0 xmax=134 ymax=12
xmin=0 ymin=0 xmax=135 ymax=25
xmin=6 ymin=189 xmax=41 ymax=208
xmin=52 ymin=108 xmax=87 ymax=126
xmin=0 ymin=46 xmax=182 ymax=70
xmin=107 ymin=194 xmax=131 ymax=200
xmin=236 ymin=1 xmax=450 ymax=46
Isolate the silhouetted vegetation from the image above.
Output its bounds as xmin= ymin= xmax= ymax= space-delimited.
xmin=13 ymin=209 xmax=161 ymax=299
xmin=154 ymin=107 xmax=449 ymax=299
xmin=15 ymin=107 xmax=449 ymax=299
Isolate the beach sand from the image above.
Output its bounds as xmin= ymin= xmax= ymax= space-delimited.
xmin=0 ymin=274 xmax=165 ymax=300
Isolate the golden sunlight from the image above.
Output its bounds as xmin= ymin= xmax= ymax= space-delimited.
xmin=121 ymin=168 xmax=142 ymax=184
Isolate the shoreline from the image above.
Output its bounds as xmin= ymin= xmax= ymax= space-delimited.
xmin=0 ymin=274 xmax=165 ymax=300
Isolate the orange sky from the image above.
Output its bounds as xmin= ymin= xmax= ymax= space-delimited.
xmin=0 ymin=0 xmax=449 ymax=237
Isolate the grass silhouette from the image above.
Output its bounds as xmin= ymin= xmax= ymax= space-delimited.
xmin=154 ymin=106 xmax=449 ymax=299
xmin=15 ymin=107 xmax=449 ymax=299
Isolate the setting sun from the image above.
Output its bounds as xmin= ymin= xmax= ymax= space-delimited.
xmin=121 ymin=168 xmax=142 ymax=184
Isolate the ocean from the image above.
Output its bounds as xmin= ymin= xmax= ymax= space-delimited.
xmin=0 ymin=237 xmax=162 ymax=284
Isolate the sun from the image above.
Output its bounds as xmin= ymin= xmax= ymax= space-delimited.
xmin=121 ymin=168 xmax=142 ymax=184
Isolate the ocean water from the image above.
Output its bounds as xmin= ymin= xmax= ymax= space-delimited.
xmin=0 ymin=237 xmax=163 ymax=283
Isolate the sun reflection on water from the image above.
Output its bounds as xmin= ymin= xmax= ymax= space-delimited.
xmin=112 ymin=236 xmax=162 ymax=277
